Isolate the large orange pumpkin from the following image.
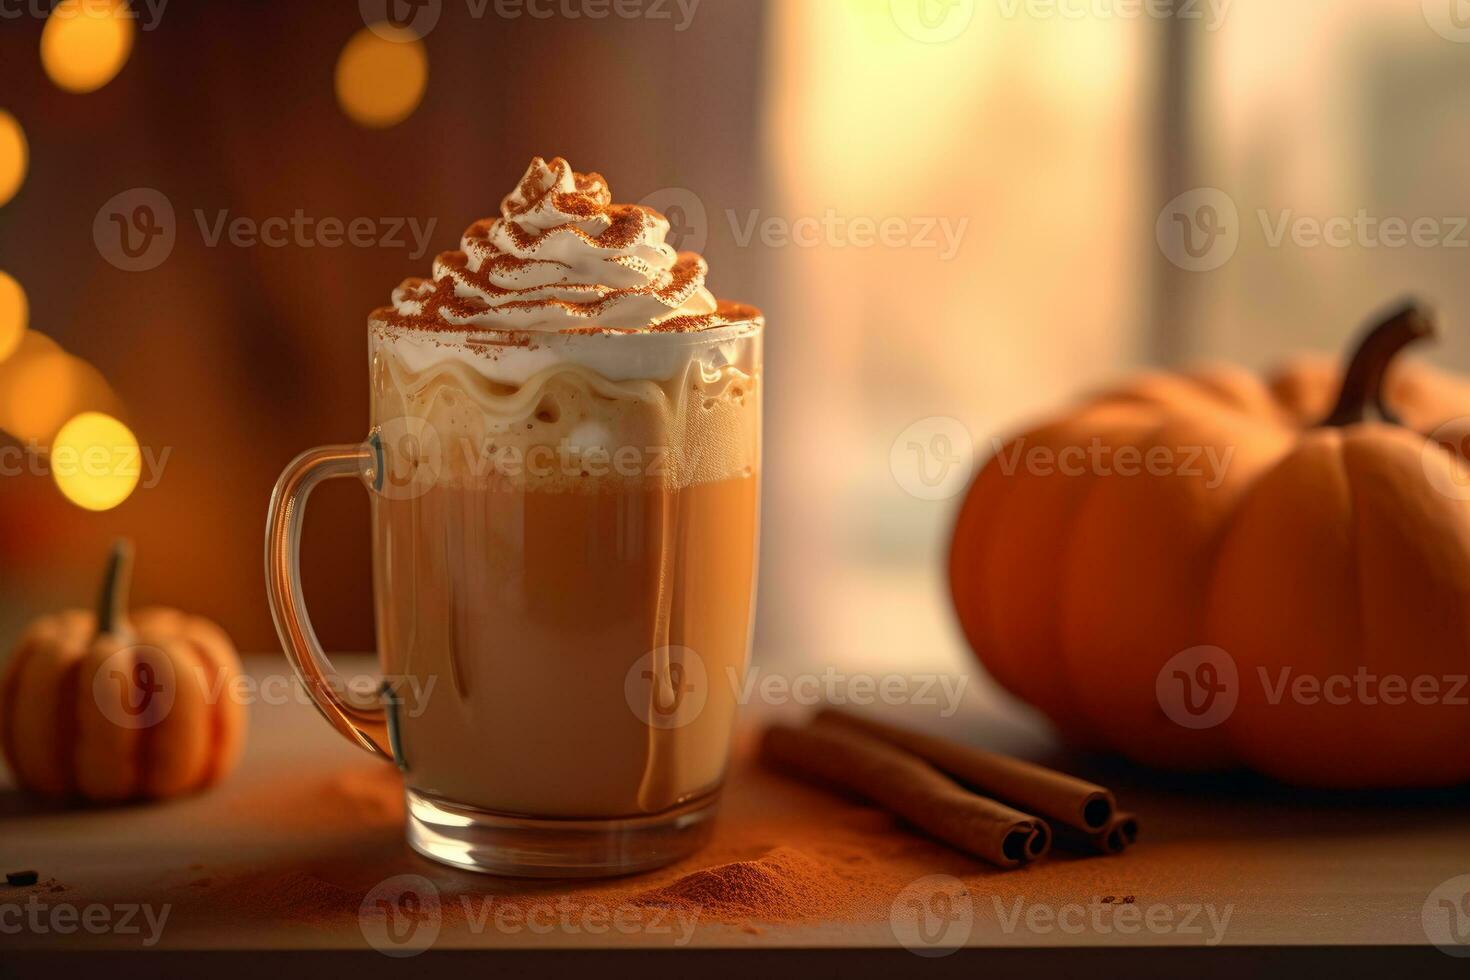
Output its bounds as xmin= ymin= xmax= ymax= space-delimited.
xmin=950 ymin=303 xmax=1470 ymax=788
xmin=0 ymin=542 xmax=245 ymax=802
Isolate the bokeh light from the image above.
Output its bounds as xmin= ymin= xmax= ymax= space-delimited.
xmin=335 ymin=25 xmax=428 ymax=128
xmin=51 ymin=411 xmax=141 ymax=511
xmin=0 ymin=111 xmax=26 ymax=207
xmin=0 ymin=272 xmax=26 ymax=363
xmin=1 ymin=348 xmax=82 ymax=445
xmin=0 ymin=333 xmax=116 ymax=446
xmin=41 ymin=0 xmax=136 ymax=94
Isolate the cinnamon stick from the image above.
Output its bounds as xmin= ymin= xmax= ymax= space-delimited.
xmin=1054 ymin=811 xmax=1139 ymax=856
xmin=815 ymin=708 xmax=1116 ymax=835
xmin=760 ymin=722 xmax=1047 ymax=869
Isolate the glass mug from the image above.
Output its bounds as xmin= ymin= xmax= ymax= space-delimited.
xmin=266 ymin=317 xmax=762 ymax=876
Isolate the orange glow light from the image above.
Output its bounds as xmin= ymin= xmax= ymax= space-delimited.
xmin=2 ymin=350 xmax=82 ymax=445
xmin=41 ymin=0 xmax=135 ymax=94
xmin=51 ymin=411 xmax=141 ymax=511
xmin=335 ymin=25 xmax=428 ymax=129
xmin=0 ymin=333 xmax=116 ymax=447
xmin=0 ymin=271 xmax=26 ymax=363
xmin=0 ymin=111 xmax=26 ymax=207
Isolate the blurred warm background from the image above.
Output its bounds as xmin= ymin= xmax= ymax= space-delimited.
xmin=3 ymin=0 xmax=1470 ymax=675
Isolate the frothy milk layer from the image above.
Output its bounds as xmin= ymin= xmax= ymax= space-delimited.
xmin=370 ymin=322 xmax=760 ymax=491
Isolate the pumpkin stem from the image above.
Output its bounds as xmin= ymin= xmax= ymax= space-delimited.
xmin=1321 ymin=301 xmax=1436 ymax=428
xmin=96 ymin=539 xmax=134 ymax=636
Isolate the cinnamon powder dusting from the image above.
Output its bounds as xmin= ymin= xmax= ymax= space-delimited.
xmin=629 ymin=847 xmax=847 ymax=920
xmin=37 ymin=739 xmax=1123 ymax=939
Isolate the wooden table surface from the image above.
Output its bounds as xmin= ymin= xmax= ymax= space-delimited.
xmin=3 ymin=653 xmax=1469 ymax=974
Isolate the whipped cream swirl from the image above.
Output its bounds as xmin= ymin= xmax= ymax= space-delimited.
xmin=383 ymin=157 xmax=750 ymax=333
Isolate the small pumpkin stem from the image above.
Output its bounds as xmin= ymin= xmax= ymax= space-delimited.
xmin=96 ymin=539 xmax=134 ymax=636
xmin=1320 ymin=301 xmax=1437 ymax=428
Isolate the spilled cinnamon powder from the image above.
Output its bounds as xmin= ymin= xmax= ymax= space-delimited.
xmin=628 ymin=847 xmax=842 ymax=920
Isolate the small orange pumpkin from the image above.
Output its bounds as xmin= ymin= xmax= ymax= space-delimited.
xmin=0 ymin=542 xmax=245 ymax=802
xmin=951 ymin=302 xmax=1470 ymax=788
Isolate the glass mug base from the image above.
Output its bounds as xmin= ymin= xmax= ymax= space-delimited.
xmin=404 ymin=787 xmax=722 ymax=878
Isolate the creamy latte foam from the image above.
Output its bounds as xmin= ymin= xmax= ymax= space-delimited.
xmin=368 ymin=158 xmax=761 ymax=818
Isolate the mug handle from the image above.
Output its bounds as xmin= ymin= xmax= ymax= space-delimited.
xmin=265 ymin=442 xmax=392 ymax=759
